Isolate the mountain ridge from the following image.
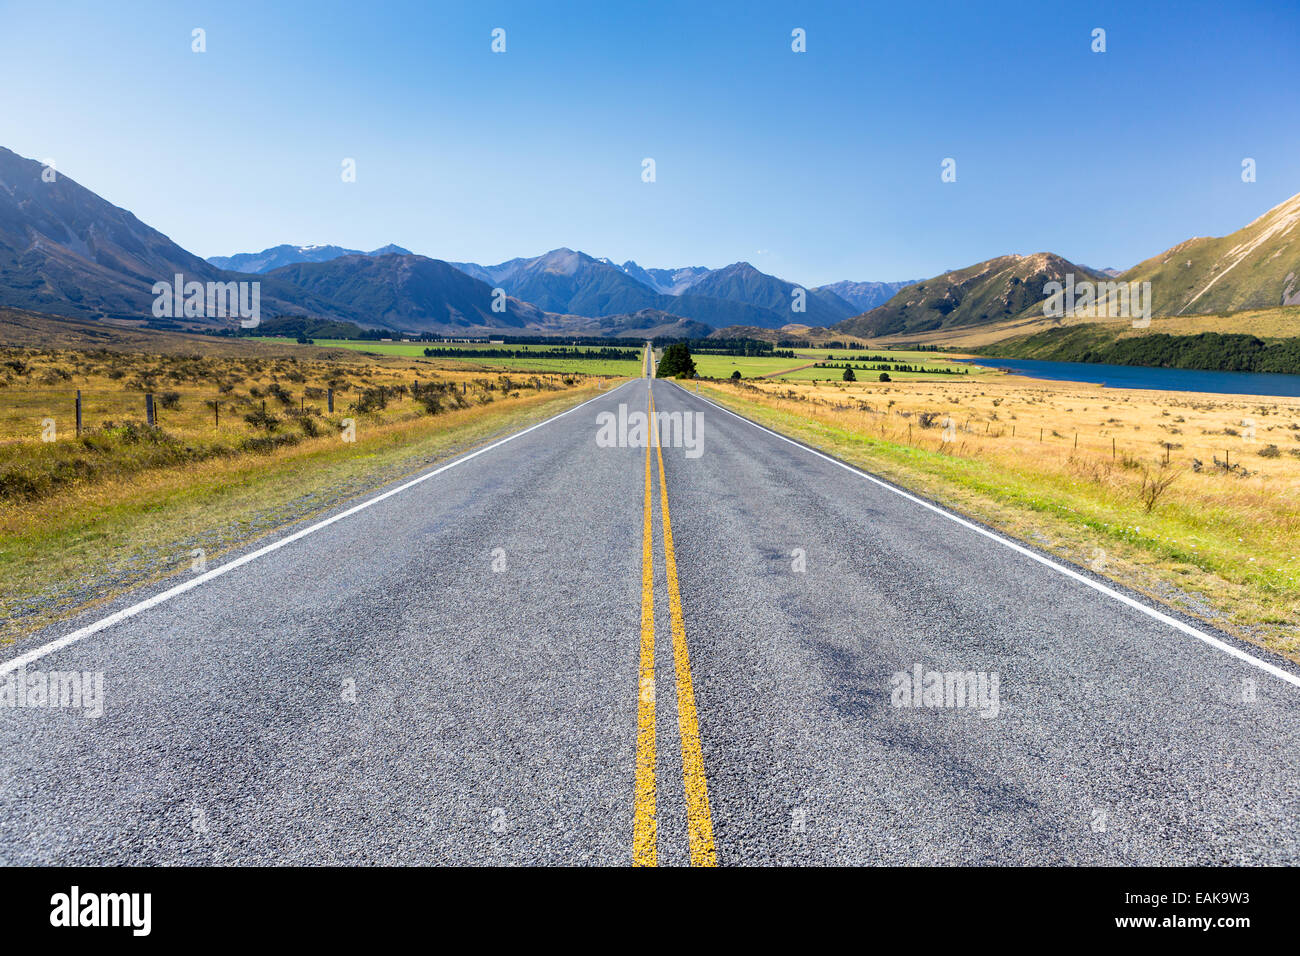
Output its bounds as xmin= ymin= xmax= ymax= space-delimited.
xmin=208 ymin=243 xmax=414 ymax=274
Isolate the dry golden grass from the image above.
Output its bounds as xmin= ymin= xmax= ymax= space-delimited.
xmin=0 ymin=336 xmax=612 ymax=644
xmin=701 ymin=373 xmax=1300 ymax=660
xmin=0 ymin=345 xmax=587 ymax=446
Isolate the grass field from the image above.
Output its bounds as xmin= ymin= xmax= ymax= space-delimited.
xmin=690 ymin=353 xmax=812 ymax=378
xmin=254 ymin=337 xmax=644 ymax=376
xmin=250 ymin=337 xmax=984 ymax=382
xmin=697 ymin=374 xmax=1300 ymax=660
xmin=0 ymin=336 xmax=612 ymax=643
xmin=690 ymin=347 xmax=992 ymax=381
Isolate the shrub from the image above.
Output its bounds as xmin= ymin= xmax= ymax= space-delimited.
xmin=878 ymin=372 xmax=891 ymax=382
xmin=353 ymin=387 xmax=389 ymax=413
xmin=241 ymin=434 xmax=299 ymax=454
xmin=158 ymin=390 xmax=181 ymax=410
xmin=266 ymin=382 xmax=294 ymax=406
xmin=243 ymin=407 xmax=281 ymax=431
xmin=1138 ymin=463 xmax=1179 ymax=513
xmin=842 ymin=367 xmax=856 ymax=382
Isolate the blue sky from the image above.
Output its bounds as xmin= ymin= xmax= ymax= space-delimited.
xmin=2 ymin=0 xmax=1297 ymax=286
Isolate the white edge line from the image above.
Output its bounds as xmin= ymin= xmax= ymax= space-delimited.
xmin=669 ymin=381 xmax=1300 ymax=690
xmin=0 ymin=379 xmax=637 ymax=677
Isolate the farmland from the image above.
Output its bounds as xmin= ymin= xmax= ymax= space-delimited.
xmin=0 ymin=329 xmax=611 ymax=643
xmin=689 ymin=347 xmax=992 ymax=381
xmin=251 ymin=336 xmax=989 ymax=382
xmin=254 ymin=337 xmax=645 ymax=376
xmin=696 ymin=373 xmax=1300 ymax=659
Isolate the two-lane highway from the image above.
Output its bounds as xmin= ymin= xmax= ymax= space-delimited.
xmin=1 ymin=376 xmax=1297 ymax=865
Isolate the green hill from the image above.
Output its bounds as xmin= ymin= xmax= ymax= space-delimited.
xmin=836 ymin=253 xmax=1102 ymax=338
xmin=1120 ymin=192 xmax=1300 ymax=315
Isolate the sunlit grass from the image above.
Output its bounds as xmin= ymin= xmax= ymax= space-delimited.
xmin=698 ymin=375 xmax=1300 ymax=659
xmin=0 ymin=341 xmax=610 ymax=644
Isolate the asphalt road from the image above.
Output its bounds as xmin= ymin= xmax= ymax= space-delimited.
xmin=1 ymin=374 xmax=1298 ymax=865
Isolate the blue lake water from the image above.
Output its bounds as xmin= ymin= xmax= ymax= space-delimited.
xmin=957 ymin=357 xmax=1300 ymax=398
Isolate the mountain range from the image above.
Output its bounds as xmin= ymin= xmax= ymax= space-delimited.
xmin=836 ymin=192 xmax=1300 ymax=340
xmin=836 ymin=254 xmax=1106 ymax=338
xmin=0 ymin=146 xmax=359 ymax=327
xmin=1 ymin=143 xmax=1295 ymax=341
xmin=208 ymin=243 xmax=413 ymax=274
xmin=443 ymin=250 xmax=866 ymax=328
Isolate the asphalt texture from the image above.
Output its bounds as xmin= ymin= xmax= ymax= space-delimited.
xmin=1 ymin=375 xmax=1298 ymax=865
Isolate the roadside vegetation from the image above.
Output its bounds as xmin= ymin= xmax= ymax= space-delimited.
xmin=697 ymin=374 xmax=1300 ymax=660
xmin=0 ymin=340 xmax=610 ymax=644
xmin=254 ymin=337 xmax=645 ymax=376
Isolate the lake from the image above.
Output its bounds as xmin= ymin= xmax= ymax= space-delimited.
xmin=957 ymin=357 xmax=1300 ymax=398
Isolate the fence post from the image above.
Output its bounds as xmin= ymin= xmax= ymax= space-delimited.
xmin=146 ymin=393 xmax=155 ymax=427
xmin=75 ymin=390 xmax=82 ymax=437
xmin=328 ymin=388 xmax=334 ymax=413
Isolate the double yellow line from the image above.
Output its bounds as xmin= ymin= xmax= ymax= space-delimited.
xmin=633 ymin=386 xmax=716 ymax=867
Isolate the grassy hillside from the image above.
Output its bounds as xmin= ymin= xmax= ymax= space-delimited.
xmin=837 ymin=254 xmax=1103 ymax=338
xmin=1122 ymin=192 xmax=1300 ymax=315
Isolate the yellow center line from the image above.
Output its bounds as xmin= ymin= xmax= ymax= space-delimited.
xmin=632 ymin=388 xmax=657 ymax=866
xmin=651 ymin=388 xmax=718 ymax=867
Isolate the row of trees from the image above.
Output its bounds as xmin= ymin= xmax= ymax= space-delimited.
xmin=997 ymin=331 xmax=1300 ymax=375
xmin=421 ymin=347 xmax=638 ymax=359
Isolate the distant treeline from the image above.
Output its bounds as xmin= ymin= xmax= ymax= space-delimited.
xmin=775 ymin=339 xmax=849 ymax=349
xmin=423 ymin=347 xmax=639 ymax=360
xmin=990 ymin=330 xmax=1300 ymax=375
xmin=831 ymin=353 xmax=941 ymax=364
xmin=485 ymin=335 xmax=651 ymax=347
xmin=220 ymin=317 xmax=376 ymax=339
xmin=817 ymin=361 xmax=968 ymax=375
xmin=677 ymin=338 xmax=789 ymax=356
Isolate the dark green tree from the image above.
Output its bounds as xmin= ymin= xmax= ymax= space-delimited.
xmin=730 ymin=369 xmax=741 ymax=380
xmin=878 ymin=372 xmax=891 ymax=382
xmin=842 ymin=367 xmax=856 ymax=382
xmin=657 ymin=343 xmax=697 ymax=379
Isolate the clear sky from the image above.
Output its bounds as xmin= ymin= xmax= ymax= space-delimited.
xmin=2 ymin=0 xmax=1297 ymax=286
